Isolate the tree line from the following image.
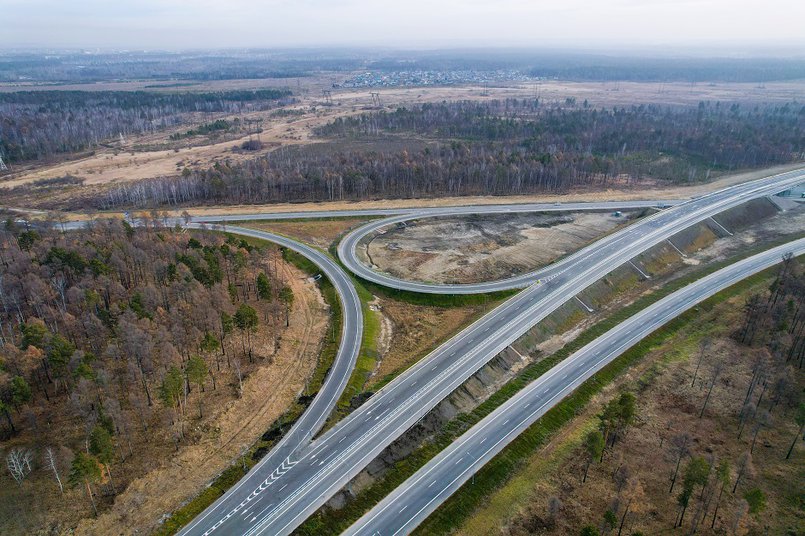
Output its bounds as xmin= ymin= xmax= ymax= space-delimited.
xmin=0 ymin=89 xmax=292 ymax=164
xmin=90 ymin=99 xmax=803 ymax=210
xmin=0 ymin=217 xmax=294 ymax=518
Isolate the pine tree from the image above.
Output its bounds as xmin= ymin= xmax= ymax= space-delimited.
xmin=89 ymin=425 xmax=116 ymax=493
xmin=68 ymin=452 xmax=102 ymax=516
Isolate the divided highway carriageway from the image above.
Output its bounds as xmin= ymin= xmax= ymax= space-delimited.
xmin=346 ymin=238 xmax=805 ymax=535
xmin=179 ymin=168 xmax=803 ymax=535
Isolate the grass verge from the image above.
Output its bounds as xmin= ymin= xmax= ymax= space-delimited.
xmin=321 ymin=241 xmax=515 ymax=427
xmin=329 ymin=280 xmax=381 ymax=419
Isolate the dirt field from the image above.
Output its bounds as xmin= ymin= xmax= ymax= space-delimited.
xmin=246 ymin=218 xmax=373 ymax=250
xmin=369 ymin=299 xmax=490 ymax=387
xmin=456 ymin=285 xmax=804 ymax=536
xmin=362 ymin=211 xmax=637 ymax=284
xmin=0 ymin=105 xmax=337 ymax=189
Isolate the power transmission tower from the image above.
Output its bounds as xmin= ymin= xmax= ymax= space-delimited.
xmin=322 ymin=90 xmax=333 ymax=105
xmin=370 ymin=92 xmax=381 ymax=108
xmin=0 ymin=155 xmax=7 ymax=172
xmin=245 ymin=119 xmax=264 ymax=142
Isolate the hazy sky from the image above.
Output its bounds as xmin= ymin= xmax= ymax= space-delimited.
xmin=3 ymin=0 xmax=803 ymax=51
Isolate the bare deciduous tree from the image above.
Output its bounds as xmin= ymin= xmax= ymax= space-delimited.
xmin=669 ymin=433 xmax=692 ymax=494
xmin=699 ymin=361 xmax=724 ymax=418
xmin=732 ymin=452 xmax=753 ymax=494
xmin=6 ymin=447 xmax=34 ymax=485
xmin=44 ymin=446 xmax=64 ymax=493
xmin=691 ymin=337 xmax=711 ymax=388
xmin=749 ymin=410 xmax=772 ymax=454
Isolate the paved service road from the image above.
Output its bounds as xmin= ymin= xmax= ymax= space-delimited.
xmin=177 ymin=225 xmax=363 ymax=536
xmin=191 ymin=200 xmax=676 ymax=225
xmin=345 ymin=238 xmax=805 ymax=535
xmin=181 ymin=169 xmax=803 ymax=536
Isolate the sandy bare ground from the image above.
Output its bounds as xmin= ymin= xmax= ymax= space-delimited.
xmin=3 ymin=77 xmax=803 ymax=191
xmin=0 ymin=107 xmax=344 ymax=189
xmin=363 ymin=211 xmax=635 ymax=284
xmin=73 ymin=262 xmax=328 ymax=536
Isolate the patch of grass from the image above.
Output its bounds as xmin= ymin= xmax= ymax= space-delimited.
xmin=280 ymin=247 xmax=344 ymax=399
xmin=331 ymin=280 xmax=381 ymax=415
xmin=233 ymin=215 xmax=380 ymax=225
xmin=154 ymin=462 xmax=251 ymax=536
xmin=553 ymin=307 xmax=586 ymax=334
xmin=358 ymin=274 xmax=518 ymax=307
xmin=319 ymin=245 xmax=516 ymax=424
xmin=459 ymin=418 xmax=598 ymax=535
xmin=367 ymin=301 xmax=501 ymax=392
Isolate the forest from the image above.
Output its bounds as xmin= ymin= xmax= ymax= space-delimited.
xmin=95 ymin=99 xmax=804 ymax=209
xmin=563 ymin=256 xmax=805 ymax=535
xmin=0 ymin=50 xmax=364 ymax=83
xmin=0 ymin=217 xmax=294 ymax=519
xmin=316 ymin=99 xmax=803 ymax=166
xmin=0 ymin=89 xmax=292 ymax=163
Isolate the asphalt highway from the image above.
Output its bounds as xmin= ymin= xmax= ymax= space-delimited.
xmin=50 ymin=201 xmax=671 ymax=533
xmin=59 ymin=200 xmax=675 ymax=234
xmin=181 ymin=169 xmax=804 ymax=536
xmin=345 ymin=238 xmax=805 ymax=535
